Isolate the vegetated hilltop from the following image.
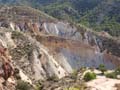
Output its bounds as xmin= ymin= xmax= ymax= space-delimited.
xmin=80 ymin=0 xmax=120 ymax=37
xmin=0 ymin=0 xmax=119 ymax=36
xmin=41 ymin=0 xmax=120 ymax=37
xmin=0 ymin=5 xmax=55 ymax=22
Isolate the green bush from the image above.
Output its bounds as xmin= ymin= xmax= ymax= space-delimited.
xmin=115 ymin=67 xmax=120 ymax=75
xmin=98 ymin=64 xmax=107 ymax=74
xmin=105 ymin=67 xmax=120 ymax=79
xmin=84 ymin=72 xmax=96 ymax=82
xmin=16 ymin=80 xmax=31 ymax=90
xmin=105 ymin=72 xmax=117 ymax=79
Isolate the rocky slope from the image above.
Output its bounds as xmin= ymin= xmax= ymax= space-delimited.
xmin=0 ymin=6 xmax=119 ymax=90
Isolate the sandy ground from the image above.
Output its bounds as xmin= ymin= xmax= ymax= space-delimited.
xmin=87 ymin=76 xmax=120 ymax=90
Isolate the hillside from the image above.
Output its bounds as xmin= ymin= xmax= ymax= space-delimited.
xmin=80 ymin=0 xmax=120 ymax=36
xmin=0 ymin=5 xmax=55 ymax=22
xmin=40 ymin=0 xmax=102 ymax=21
xmin=0 ymin=0 xmax=119 ymax=36
xmin=40 ymin=0 xmax=120 ymax=36
xmin=0 ymin=5 xmax=119 ymax=90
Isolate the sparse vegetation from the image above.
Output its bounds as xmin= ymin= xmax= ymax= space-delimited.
xmin=35 ymin=83 xmax=43 ymax=90
xmin=10 ymin=31 xmax=33 ymax=60
xmin=71 ymin=70 xmax=78 ymax=79
xmin=16 ymin=80 xmax=31 ymax=90
xmin=98 ymin=64 xmax=107 ymax=75
xmin=64 ymin=87 xmax=80 ymax=90
xmin=47 ymin=75 xmax=59 ymax=82
xmin=115 ymin=67 xmax=120 ymax=75
xmin=105 ymin=67 xmax=120 ymax=79
xmin=105 ymin=72 xmax=117 ymax=79
xmin=84 ymin=72 xmax=96 ymax=82
xmin=11 ymin=31 xmax=24 ymax=40
xmin=80 ymin=67 xmax=87 ymax=73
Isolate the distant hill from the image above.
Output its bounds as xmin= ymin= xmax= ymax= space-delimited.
xmin=0 ymin=0 xmax=120 ymax=36
xmin=39 ymin=0 xmax=102 ymax=22
xmin=39 ymin=0 xmax=120 ymax=36
xmin=80 ymin=0 xmax=120 ymax=36
xmin=0 ymin=5 xmax=55 ymax=22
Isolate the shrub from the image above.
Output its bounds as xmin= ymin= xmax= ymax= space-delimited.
xmin=14 ymin=68 xmax=20 ymax=74
xmin=84 ymin=72 xmax=96 ymax=82
xmin=47 ymin=75 xmax=59 ymax=82
xmin=80 ymin=67 xmax=87 ymax=73
xmin=115 ymin=67 xmax=120 ymax=75
xmin=12 ymin=31 xmax=23 ymax=39
xmin=105 ymin=72 xmax=117 ymax=79
xmin=64 ymin=87 xmax=80 ymax=90
xmin=16 ymin=80 xmax=31 ymax=90
xmin=105 ymin=67 xmax=120 ymax=79
xmin=35 ymin=80 xmax=43 ymax=90
xmin=71 ymin=70 xmax=78 ymax=79
xmin=98 ymin=64 xmax=107 ymax=74
xmin=35 ymin=84 xmax=42 ymax=90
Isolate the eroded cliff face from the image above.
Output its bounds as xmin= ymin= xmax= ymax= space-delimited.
xmin=0 ymin=6 xmax=119 ymax=88
xmin=0 ymin=20 xmax=119 ymax=80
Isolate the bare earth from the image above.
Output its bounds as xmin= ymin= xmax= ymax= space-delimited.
xmin=87 ymin=76 xmax=120 ymax=90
